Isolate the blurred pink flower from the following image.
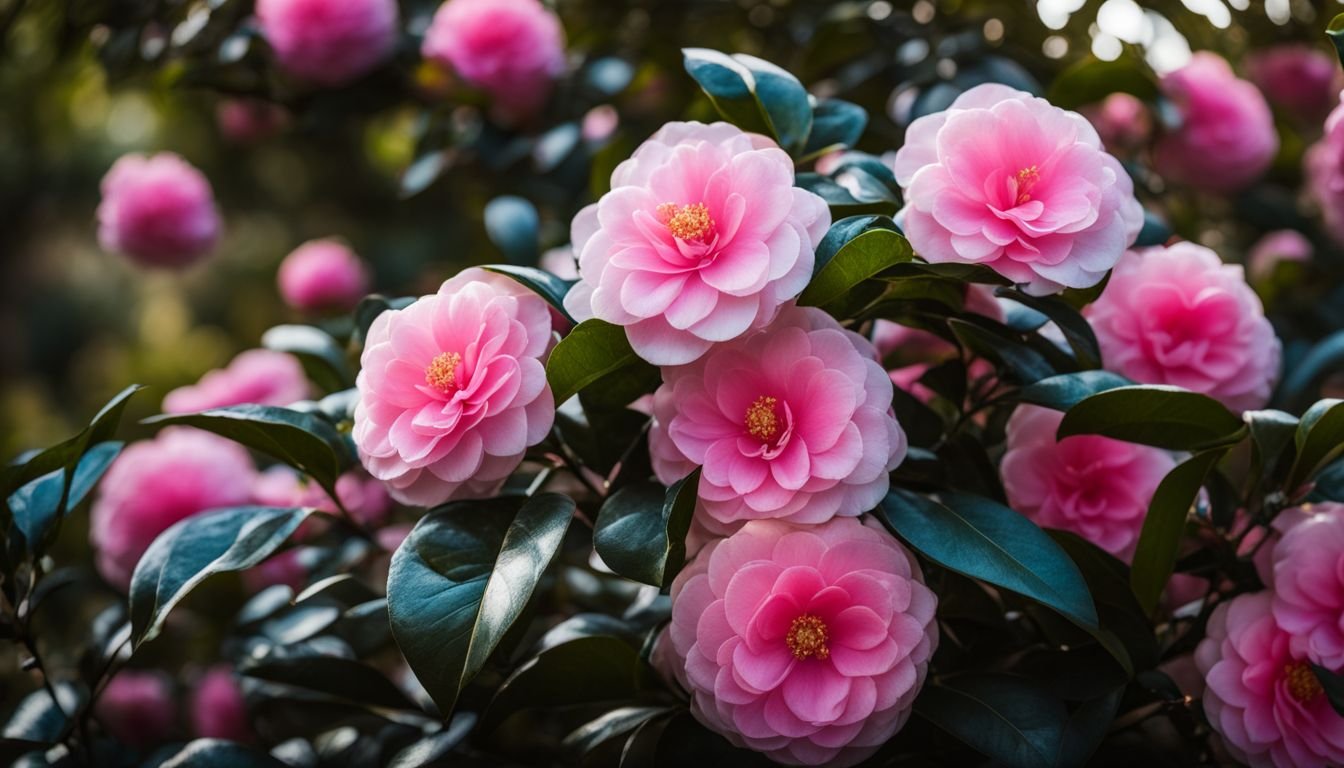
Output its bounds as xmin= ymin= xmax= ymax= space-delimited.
xmin=1154 ymin=52 xmax=1278 ymax=194
xmin=216 ymin=98 xmax=289 ymax=143
xmin=91 ymin=428 xmax=256 ymax=590
xmin=1307 ymin=97 xmax=1344 ymax=245
xmin=564 ymin=121 xmax=830 ymax=365
xmin=97 ymin=152 xmax=220 ymax=268
xmin=256 ymin=0 xmax=398 ymax=87
xmin=1248 ymin=229 xmax=1312 ymax=283
xmin=241 ymin=548 xmax=309 ymax=593
xmin=1271 ymin=502 xmax=1344 ymax=670
xmin=1196 ymin=591 xmax=1344 ymax=767
xmin=190 ymin=666 xmax=251 ymax=742
xmin=97 ymin=671 xmax=175 ymax=747
xmin=650 ymin=305 xmax=905 ymax=527
xmin=582 ymin=105 xmax=620 ymax=143
xmin=1086 ymin=243 xmax=1281 ymax=413
xmin=1080 ymin=92 xmax=1151 ymax=151
xmin=163 ymin=349 xmax=311 ymax=414
xmin=251 ymin=466 xmax=393 ymax=529
xmin=665 ymin=517 xmax=938 ymax=767
xmin=354 ymin=268 xmax=554 ymax=506
xmin=1001 ymin=405 xmax=1176 ymax=560
xmin=422 ymin=0 xmax=566 ymax=123
xmin=1245 ymin=44 xmax=1341 ymax=123
xmin=893 ymin=84 xmax=1142 ymax=295
xmin=277 ymin=238 xmax=371 ymax=313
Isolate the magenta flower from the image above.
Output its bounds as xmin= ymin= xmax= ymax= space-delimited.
xmin=353 ymin=268 xmax=554 ymax=506
xmin=1086 ymin=243 xmax=1281 ymax=413
xmin=163 ymin=349 xmax=311 ymax=414
xmin=422 ymin=0 xmax=566 ymax=123
xmin=1271 ymin=503 xmax=1344 ymax=670
xmin=256 ymin=0 xmax=398 ymax=87
xmin=1307 ymin=97 xmax=1344 ymax=245
xmin=665 ymin=517 xmax=938 ymax=767
xmin=564 ymin=121 xmax=830 ymax=365
xmin=892 ymin=84 xmax=1142 ymax=295
xmin=97 ymin=152 xmax=220 ymax=268
xmin=1246 ymin=44 xmax=1341 ymax=124
xmin=1196 ymin=592 xmax=1344 ymax=767
xmin=1154 ymin=52 xmax=1279 ymax=194
xmin=96 ymin=671 xmax=176 ymax=747
xmin=650 ymin=305 xmax=905 ymax=527
xmin=190 ymin=666 xmax=251 ymax=742
xmin=277 ymin=238 xmax=371 ymax=313
xmin=91 ymin=429 xmax=256 ymax=590
xmin=1001 ymin=405 xmax=1176 ymax=560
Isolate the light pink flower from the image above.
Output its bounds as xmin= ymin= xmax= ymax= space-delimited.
xmin=1154 ymin=52 xmax=1279 ymax=194
xmin=1196 ymin=591 xmax=1344 ymax=767
xmin=564 ymin=121 xmax=830 ymax=365
xmin=353 ymin=267 xmax=554 ymax=506
xmin=893 ymin=84 xmax=1142 ymax=295
xmin=190 ymin=666 xmax=251 ymax=742
xmin=1271 ymin=502 xmax=1344 ymax=670
xmin=422 ymin=0 xmax=566 ymax=123
xmin=651 ymin=306 xmax=905 ymax=527
xmin=1307 ymin=97 xmax=1344 ymax=245
xmin=1001 ymin=405 xmax=1176 ymax=560
xmin=91 ymin=428 xmax=256 ymax=590
xmin=97 ymin=152 xmax=220 ymax=268
xmin=256 ymin=0 xmax=398 ymax=87
xmin=97 ymin=671 xmax=176 ymax=747
xmin=1080 ymin=92 xmax=1152 ymax=152
xmin=277 ymin=238 xmax=371 ymax=313
xmin=251 ymin=466 xmax=392 ymax=530
xmin=1246 ymin=45 xmax=1342 ymax=124
xmin=163 ymin=349 xmax=311 ymax=414
xmin=665 ymin=517 xmax=938 ymax=767
xmin=1248 ymin=229 xmax=1312 ymax=283
xmin=216 ymin=98 xmax=289 ymax=143
xmin=1086 ymin=243 xmax=1281 ymax=412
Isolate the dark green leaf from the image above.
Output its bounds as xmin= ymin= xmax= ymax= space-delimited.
xmin=1046 ymin=56 xmax=1159 ymax=110
xmin=386 ymin=713 xmax=477 ymax=768
xmin=262 ymin=325 xmax=353 ymax=393
xmin=1017 ymin=371 xmax=1133 ymax=411
xmin=1277 ymin=329 xmax=1344 ymax=411
xmin=948 ymin=319 xmax=1056 ymax=385
xmin=682 ymin=49 xmax=812 ymax=153
xmin=9 ymin=441 xmax=122 ymax=552
xmin=995 ymin=288 xmax=1102 ymax=369
xmin=915 ymin=674 xmax=1068 ymax=768
xmin=1057 ymin=687 xmax=1124 ymax=766
xmin=883 ymin=261 xmax=1013 ymax=285
xmin=387 ymin=493 xmax=574 ymax=714
xmin=1059 ymin=386 xmax=1245 ymax=451
xmin=1246 ymin=409 xmax=1299 ymax=491
xmin=546 ymin=319 xmax=658 ymax=405
xmin=798 ymin=228 xmax=913 ymax=308
xmin=803 ymin=98 xmax=867 ymax=156
xmin=1134 ymin=209 xmax=1171 ymax=247
xmin=147 ymin=739 xmax=287 ymax=768
xmin=241 ymin=655 xmax=417 ymax=711
xmin=0 ymin=739 xmax=48 ymax=765
xmin=484 ymin=195 xmax=540 ymax=264
xmin=1286 ymin=399 xmax=1344 ymax=493
xmin=565 ymin=706 xmax=671 ymax=759
xmin=594 ymin=470 xmax=699 ymax=588
xmin=1312 ymin=664 xmax=1344 ymax=718
xmin=793 ymin=172 xmax=898 ymax=215
xmin=483 ymin=264 xmax=575 ymax=323
xmin=1328 ymin=14 xmax=1344 ymax=70
xmin=1130 ymin=450 xmax=1226 ymax=614
xmin=482 ymin=635 xmax=642 ymax=733
xmin=1050 ymin=531 xmax=1153 ymax=672
xmin=3 ymin=684 xmax=78 ymax=743
xmin=2 ymin=384 xmax=141 ymax=499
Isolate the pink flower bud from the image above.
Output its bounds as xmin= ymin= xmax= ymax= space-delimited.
xmin=97 ymin=153 xmax=220 ymax=268
xmin=96 ymin=671 xmax=175 ymax=747
xmin=277 ymin=239 xmax=371 ymax=313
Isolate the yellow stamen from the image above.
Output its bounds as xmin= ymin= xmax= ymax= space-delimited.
xmin=787 ymin=614 xmax=830 ymax=660
xmin=1015 ymin=165 xmax=1040 ymax=205
xmin=1285 ymin=662 xmax=1324 ymax=703
xmin=425 ymin=351 xmax=462 ymax=392
xmin=745 ymin=396 xmax=779 ymax=442
xmin=657 ymin=202 xmax=715 ymax=241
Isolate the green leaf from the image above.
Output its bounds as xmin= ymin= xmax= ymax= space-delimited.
xmin=3 ymin=684 xmax=79 ymax=743
xmin=564 ymin=706 xmax=671 ymax=758
xmin=482 ymin=264 xmax=575 ymax=323
xmin=262 ymin=324 xmax=353 ymax=393
xmin=1312 ymin=664 xmax=1344 ymax=718
xmin=878 ymin=489 xmax=1098 ymax=629
xmin=995 ymin=288 xmax=1102 ymax=369
xmin=1134 ymin=209 xmax=1171 ymax=248
xmin=594 ymin=469 xmax=699 ymax=588
xmin=1046 ymin=55 xmax=1159 ymax=110
xmin=240 ymin=655 xmax=417 ymax=711
xmin=1058 ymin=386 xmax=1245 ymax=451
xmin=1057 ymin=687 xmax=1124 ymax=766
xmin=915 ymin=674 xmax=1068 ymax=768
xmin=1017 ymin=371 xmax=1133 ymax=411
xmin=1050 ymin=532 xmax=1153 ymax=672
xmin=1328 ymin=14 xmax=1344 ymax=70
xmin=682 ymin=48 xmax=812 ymax=153
xmin=546 ymin=319 xmax=658 ymax=405
xmin=148 ymin=739 xmax=288 ymax=768
xmin=387 ymin=493 xmax=575 ymax=714
xmin=9 ymin=441 xmax=122 ymax=552
xmin=798 ymin=228 xmax=913 ymax=308
xmin=793 ymin=172 xmax=898 ymax=215
xmin=130 ymin=506 xmax=314 ymax=646
xmin=1286 ymin=399 xmax=1344 ymax=493
xmin=1245 ymin=409 xmax=1300 ymax=492
xmin=482 ymin=635 xmax=643 ymax=733
xmin=1130 ymin=450 xmax=1226 ymax=614
xmin=2 ymin=384 xmax=142 ymax=500
xmin=484 ymin=195 xmax=540 ymax=265
xmin=387 ymin=714 xmax=476 ymax=768
xmin=803 ymin=98 xmax=867 ymax=156
xmin=948 ymin=319 xmax=1057 ymax=385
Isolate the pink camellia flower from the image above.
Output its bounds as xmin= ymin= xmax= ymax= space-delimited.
xmin=190 ymin=666 xmax=251 ymax=742
xmin=1307 ymin=97 xmax=1344 ymax=245
xmin=216 ymin=98 xmax=289 ymax=144
xmin=95 ymin=671 xmax=176 ymax=747
xmin=1080 ymin=92 xmax=1152 ymax=152
xmin=422 ymin=0 xmax=566 ymax=123
xmin=256 ymin=0 xmax=398 ymax=87
xmin=650 ymin=305 xmax=905 ymax=527
xmin=1271 ymin=502 xmax=1344 ymax=670
xmin=1086 ymin=243 xmax=1281 ymax=413
xmin=1248 ymin=229 xmax=1312 ymax=283
xmin=1195 ymin=591 xmax=1344 ymax=767
xmin=277 ymin=238 xmax=371 ymax=313
xmin=1001 ymin=405 xmax=1176 ymax=560
xmin=1245 ymin=45 xmax=1341 ymax=124
xmin=564 ymin=121 xmax=830 ymax=365
xmin=91 ymin=428 xmax=256 ymax=590
xmin=163 ymin=349 xmax=311 ymax=415
xmin=97 ymin=152 xmax=220 ymax=268
xmin=892 ymin=84 xmax=1143 ymax=295
xmin=1153 ymin=52 xmax=1279 ymax=194
xmin=665 ymin=517 xmax=938 ymax=767
xmin=353 ymin=267 xmax=554 ymax=506
xmin=251 ymin=466 xmax=393 ymax=529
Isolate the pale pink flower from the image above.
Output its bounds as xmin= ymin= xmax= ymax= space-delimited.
xmin=1271 ymin=502 xmax=1344 ymax=670
xmin=91 ymin=429 xmax=256 ymax=590
xmin=422 ymin=0 xmax=566 ymax=123
xmin=650 ymin=305 xmax=905 ymax=526
xmin=564 ymin=121 xmax=830 ymax=365
xmin=1080 ymin=92 xmax=1152 ymax=152
xmin=665 ymin=517 xmax=938 ymax=767
xmin=162 ymin=349 xmax=311 ymax=414
xmin=277 ymin=238 xmax=371 ymax=313
xmin=1246 ymin=45 xmax=1342 ymax=124
xmin=893 ymin=84 xmax=1142 ymax=295
xmin=97 ymin=671 xmax=176 ymax=747
xmin=1001 ymin=405 xmax=1176 ymax=560
xmin=1086 ymin=243 xmax=1281 ymax=413
xmin=353 ymin=268 xmax=554 ymax=506
xmin=190 ymin=666 xmax=251 ymax=742
xmin=1196 ymin=591 xmax=1344 ymax=767
xmin=97 ymin=152 xmax=220 ymax=268
xmin=1154 ymin=52 xmax=1279 ymax=194
xmin=1307 ymin=97 xmax=1344 ymax=245
xmin=1248 ymin=229 xmax=1312 ymax=283
xmin=216 ymin=98 xmax=289 ymax=143
xmin=256 ymin=0 xmax=398 ymax=87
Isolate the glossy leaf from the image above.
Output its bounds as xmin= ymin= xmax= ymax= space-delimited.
xmin=150 ymin=739 xmax=287 ymax=768
xmin=995 ymin=288 xmax=1101 ymax=369
xmin=1017 ymin=371 xmax=1133 ymax=411
xmin=915 ymin=674 xmax=1068 ymax=768
xmin=803 ymin=98 xmax=867 ymax=155
xmin=1276 ymin=329 xmax=1344 ymax=411
xmin=564 ymin=706 xmax=671 ymax=757
xmin=594 ymin=469 xmax=699 ymax=588
xmin=546 ymin=319 xmax=658 ymax=405
xmin=240 ymin=655 xmax=417 ymax=711
xmin=483 ymin=264 xmax=575 ymax=323
xmin=1329 ymin=13 xmax=1344 ymax=70
xmin=387 ymin=714 xmax=477 ymax=768
xmin=948 ymin=319 xmax=1056 ymax=385
xmin=682 ymin=48 xmax=811 ymax=153
xmin=1286 ymin=399 xmax=1344 ymax=493
xmin=1134 ymin=209 xmax=1171 ymax=248
xmin=483 ymin=195 xmax=540 ymax=264
xmin=1246 ymin=409 xmax=1300 ymax=490
xmin=798 ymin=228 xmax=913 ymax=308
xmin=482 ymin=635 xmax=642 ymax=733
xmin=8 ymin=441 xmax=122 ymax=552
xmin=1130 ymin=450 xmax=1226 ymax=614
xmin=1046 ymin=56 xmax=1159 ymax=110
xmin=261 ymin=324 xmax=353 ymax=393
xmin=1058 ymin=386 xmax=1245 ymax=451
xmin=2 ymin=384 xmax=141 ymax=500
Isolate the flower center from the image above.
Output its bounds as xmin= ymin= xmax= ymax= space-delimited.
xmin=657 ymin=202 xmax=715 ymax=241
xmin=744 ymin=396 xmax=779 ymax=442
xmin=425 ymin=351 xmax=462 ymax=393
xmin=787 ymin=614 xmax=830 ymax=660
xmin=1013 ymin=165 xmax=1040 ymax=205
xmin=1285 ymin=662 xmax=1324 ymax=703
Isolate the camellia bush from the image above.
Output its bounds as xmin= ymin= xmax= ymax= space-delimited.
xmin=8 ymin=1 xmax=1344 ymax=767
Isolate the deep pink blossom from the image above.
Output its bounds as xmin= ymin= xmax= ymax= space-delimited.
xmin=190 ymin=666 xmax=251 ymax=742
xmin=97 ymin=152 xmax=220 ymax=268
xmin=1271 ymin=502 xmax=1344 ymax=670
xmin=665 ymin=517 xmax=938 ymax=766
xmin=1246 ymin=45 xmax=1341 ymax=123
xmin=1307 ymin=96 xmax=1344 ymax=245
xmin=162 ymin=349 xmax=311 ymax=414
xmin=564 ymin=121 xmax=830 ymax=365
xmin=353 ymin=268 xmax=554 ymax=506
xmin=256 ymin=0 xmax=398 ymax=87
xmin=96 ymin=671 xmax=176 ymax=747
xmin=277 ymin=238 xmax=371 ymax=313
